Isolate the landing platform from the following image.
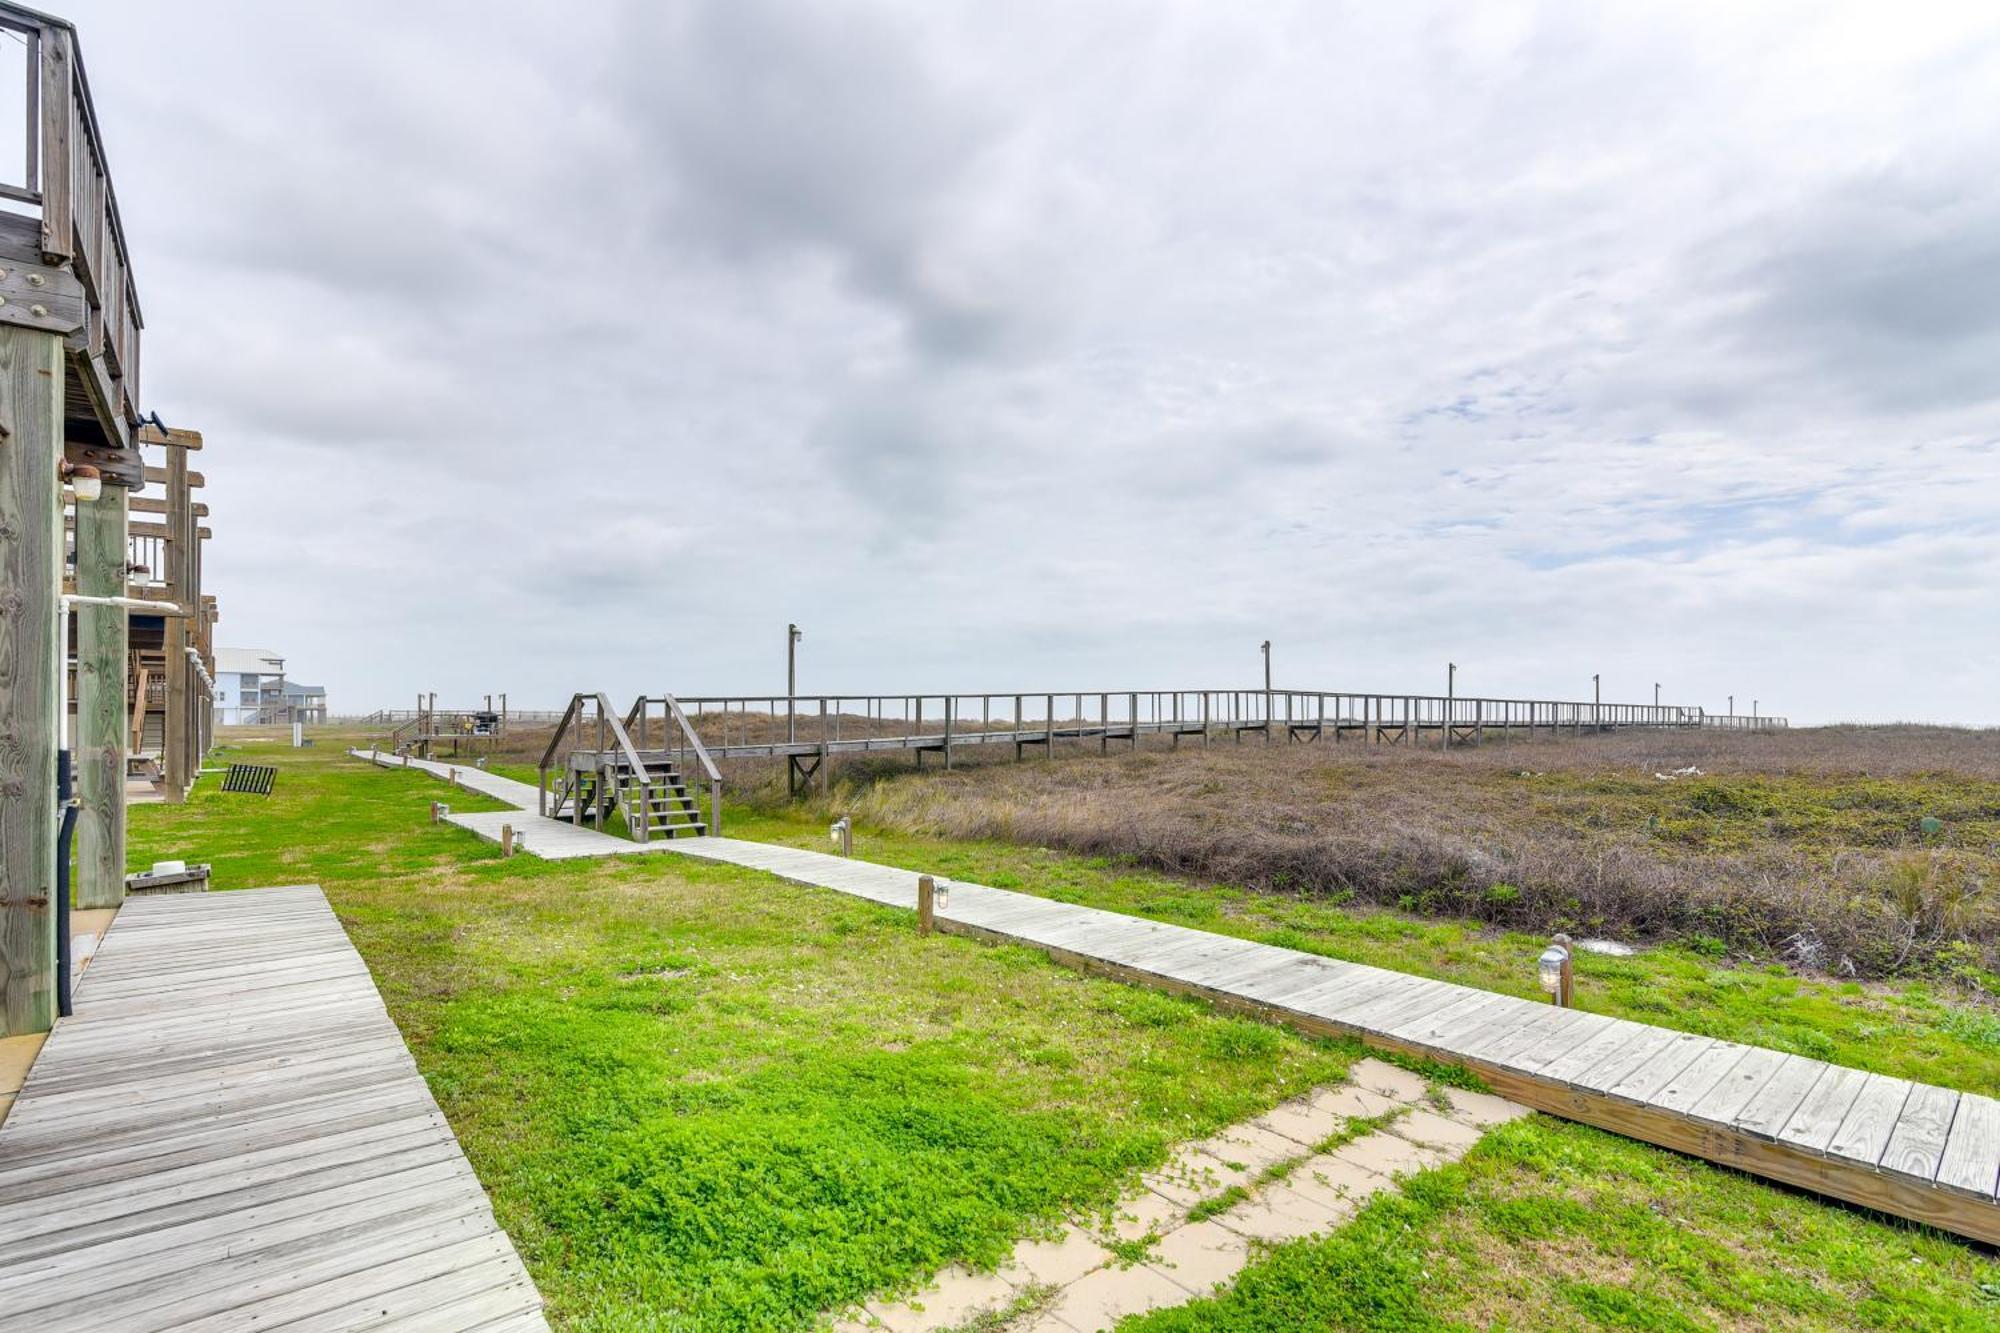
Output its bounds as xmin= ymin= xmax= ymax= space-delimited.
xmin=0 ymin=886 xmax=548 ymax=1331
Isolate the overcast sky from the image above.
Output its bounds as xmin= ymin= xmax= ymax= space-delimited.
xmin=63 ymin=0 xmax=2000 ymax=722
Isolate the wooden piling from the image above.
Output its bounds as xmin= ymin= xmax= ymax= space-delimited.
xmin=917 ymin=875 xmax=935 ymax=937
xmin=75 ymin=484 xmax=127 ymax=908
xmin=0 ymin=325 xmax=65 ymax=1036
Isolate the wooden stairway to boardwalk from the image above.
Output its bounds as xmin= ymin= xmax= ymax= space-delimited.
xmin=549 ymin=754 xmax=708 ymax=840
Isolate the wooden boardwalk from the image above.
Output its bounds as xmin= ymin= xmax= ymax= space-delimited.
xmin=0 ymin=886 xmax=548 ymax=1332
xmin=357 ymin=748 xmax=2000 ymax=1247
xmin=352 ymin=750 xmax=682 ymax=859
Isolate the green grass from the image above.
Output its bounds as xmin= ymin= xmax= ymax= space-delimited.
xmin=128 ymin=738 xmax=2000 ymax=1329
xmin=726 ymin=805 xmax=2000 ymax=1096
xmin=1123 ymin=1116 xmax=2000 ymax=1331
xmin=129 ymin=743 xmax=1355 ymax=1330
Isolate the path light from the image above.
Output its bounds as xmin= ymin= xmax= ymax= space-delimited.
xmin=1538 ymin=933 xmax=1573 ymax=1007
xmin=829 ymin=816 xmax=852 ymax=856
xmin=933 ymin=879 xmax=950 ymax=911
xmin=60 ymin=461 xmax=102 ymax=501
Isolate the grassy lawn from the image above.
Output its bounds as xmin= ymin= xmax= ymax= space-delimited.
xmin=724 ymin=804 xmax=2000 ymax=1096
xmin=123 ymin=737 xmax=2000 ymax=1330
xmin=128 ymin=741 xmax=1354 ymax=1330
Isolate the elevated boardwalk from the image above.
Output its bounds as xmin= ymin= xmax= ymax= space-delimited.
xmin=357 ymin=748 xmax=2000 ymax=1248
xmin=0 ymin=886 xmax=548 ymax=1331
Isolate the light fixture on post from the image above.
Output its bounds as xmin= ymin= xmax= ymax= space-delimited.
xmin=933 ymin=878 xmax=950 ymax=911
xmin=1537 ymin=933 xmax=1574 ymax=1007
xmin=60 ymin=461 xmax=102 ymax=502
xmin=829 ymin=815 xmax=852 ymax=856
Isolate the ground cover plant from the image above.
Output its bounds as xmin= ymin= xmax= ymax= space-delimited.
xmin=740 ymin=725 xmax=2000 ymax=985
xmin=127 ymin=740 xmax=1356 ymax=1330
xmin=718 ymin=805 xmax=2000 ymax=1096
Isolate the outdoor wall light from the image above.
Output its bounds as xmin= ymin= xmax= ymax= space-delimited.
xmin=60 ymin=461 xmax=102 ymax=501
xmin=1538 ymin=933 xmax=1574 ymax=1007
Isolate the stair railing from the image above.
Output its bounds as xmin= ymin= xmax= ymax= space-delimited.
xmin=625 ymin=693 xmax=723 ymax=836
xmin=538 ymin=692 xmax=656 ymax=836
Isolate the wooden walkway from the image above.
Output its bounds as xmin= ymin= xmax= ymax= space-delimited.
xmin=354 ymin=749 xmax=2000 ymax=1247
xmin=351 ymin=750 xmax=683 ymax=859
xmin=0 ymin=886 xmax=548 ymax=1331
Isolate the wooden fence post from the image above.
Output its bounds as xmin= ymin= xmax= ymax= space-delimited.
xmin=917 ymin=875 xmax=935 ymax=937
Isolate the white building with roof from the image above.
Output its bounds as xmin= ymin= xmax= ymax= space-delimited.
xmin=213 ymin=647 xmax=307 ymax=725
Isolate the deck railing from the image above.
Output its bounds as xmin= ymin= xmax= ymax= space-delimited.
xmin=665 ymin=687 xmax=1784 ymax=756
xmin=0 ymin=3 xmax=144 ymax=452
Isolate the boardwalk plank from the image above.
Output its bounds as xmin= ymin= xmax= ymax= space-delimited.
xmin=1881 ymin=1084 xmax=1961 ymax=1185
xmin=1826 ymin=1073 xmax=1915 ymax=1168
xmin=1935 ymin=1093 xmax=2000 ymax=1202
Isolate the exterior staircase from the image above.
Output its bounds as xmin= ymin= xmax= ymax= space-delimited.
xmin=549 ymin=754 xmax=707 ymax=840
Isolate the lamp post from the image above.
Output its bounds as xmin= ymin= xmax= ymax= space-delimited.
xmin=1728 ymin=694 xmax=1734 ymax=718
xmin=1654 ymin=682 xmax=1660 ymax=707
xmin=1593 ymin=673 xmax=1600 ymax=729
xmin=1445 ymin=662 xmax=1456 ymax=750
xmin=1261 ymin=640 xmax=1271 ymax=692
xmin=787 ymin=623 xmax=802 ymax=744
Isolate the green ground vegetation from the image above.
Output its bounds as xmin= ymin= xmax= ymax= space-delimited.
xmin=725 ymin=803 xmax=2000 ymax=1096
xmin=128 ymin=742 xmax=1353 ymax=1330
xmin=126 ymin=738 xmax=2000 ymax=1330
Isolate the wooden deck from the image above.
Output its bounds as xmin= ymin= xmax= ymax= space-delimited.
xmin=358 ymin=747 xmax=2000 ymax=1247
xmin=0 ymin=886 xmax=548 ymax=1331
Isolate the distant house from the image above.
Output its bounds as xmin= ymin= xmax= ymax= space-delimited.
xmin=214 ymin=647 xmax=326 ymax=725
xmin=281 ymin=679 xmax=329 ymax=725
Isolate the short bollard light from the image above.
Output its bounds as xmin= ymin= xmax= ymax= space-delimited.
xmin=1538 ymin=933 xmax=1574 ymax=1007
xmin=436 ymin=802 xmax=451 ymax=822
xmin=829 ymin=816 xmax=852 ymax=856
xmin=933 ymin=879 xmax=950 ymax=911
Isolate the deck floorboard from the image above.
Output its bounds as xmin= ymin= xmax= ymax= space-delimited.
xmin=0 ymin=886 xmax=548 ymax=1332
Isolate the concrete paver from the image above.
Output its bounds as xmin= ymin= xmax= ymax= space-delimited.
xmin=1038 ymin=1260 xmax=1194 ymax=1332
xmin=1333 ymin=1128 xmax=1449 ymax=1179
xmin=1145 ymin=1220 xmax=1252 ymax=1295
xmin=1391 ymin=1107 xmax=1488 ymax=1152
xmin=1349 ymin=1056 xmax=1430 ymax=1102
xmin=999 ymin=1225 xmax=1113 ymax=1289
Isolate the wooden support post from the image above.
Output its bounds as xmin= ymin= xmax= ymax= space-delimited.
xmin=75 ymin=483 xmax=127 ymax=908
xmin=943 ymin=697 xmax=954 ymax=770
xmin=161 ymin=446 xmax=190 ymax=802
xmin=0 ymin=326 xmax=65 ymax=1036
xmin=917 ymin=874 xmax=935 ymax=937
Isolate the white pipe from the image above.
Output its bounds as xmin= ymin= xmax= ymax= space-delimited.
xmin=184 ymin=647 xmax=214 ymax=693
xmin=60 ymin=593 xmax=184 ymax=615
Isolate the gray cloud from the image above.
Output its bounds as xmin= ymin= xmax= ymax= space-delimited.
xmin=52 ymin=0 xmax=2000 ymax=722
